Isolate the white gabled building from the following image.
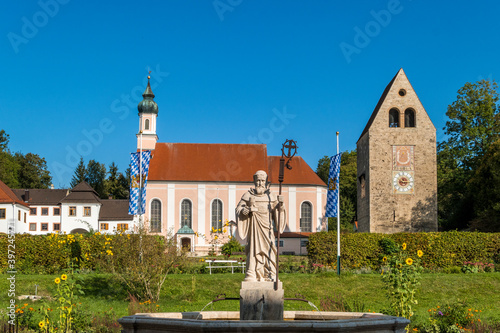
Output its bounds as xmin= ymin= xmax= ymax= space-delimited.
xmin=0 ymin=181 xmax=29 ymax=234
xmin=59 ymin=182 xmax=103 ymax=233
xmin=1 ymin=180 xmax=137 ymax=235
xmin=13 ymin=188 xmax=67 ymax=234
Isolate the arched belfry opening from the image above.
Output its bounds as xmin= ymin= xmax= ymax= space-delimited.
xmin=405 ymin=108 xmax=416 ymax=128
xmin=389 ymin=108 xmax=400 ymax=127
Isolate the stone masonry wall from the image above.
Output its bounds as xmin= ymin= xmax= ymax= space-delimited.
xmin=358 ymin=70 xmax=438 ymax=233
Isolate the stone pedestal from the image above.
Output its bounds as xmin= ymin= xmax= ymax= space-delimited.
xmin=240 ymin=281 xmax=284 ymax=321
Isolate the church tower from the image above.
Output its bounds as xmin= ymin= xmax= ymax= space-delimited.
xmin=137 ymin=76 xmax=158 ymax=150
xmin=357 ymin=69 xmax=438 ymax=233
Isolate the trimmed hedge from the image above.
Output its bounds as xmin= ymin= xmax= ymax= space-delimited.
xmin=1 ymin=232 xmax=141 ymax=274
xmin=307 ymin=231 xmax=500 ymax=271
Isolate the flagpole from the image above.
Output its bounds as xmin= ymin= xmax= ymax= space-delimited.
xmin=336 ymin=131 xmax=340 ymax=276
xmin=139 ymin=129 xmax=143 ymax=262
xmin=139 ymin=130 xmax=143 ymax=220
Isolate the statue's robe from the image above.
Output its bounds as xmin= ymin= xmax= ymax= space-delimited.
xmin=236 ymin=189 xmax=286 ymax=282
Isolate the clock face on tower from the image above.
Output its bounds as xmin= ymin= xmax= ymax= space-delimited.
xmin=393 ymin=171 xmax=414 ymax=194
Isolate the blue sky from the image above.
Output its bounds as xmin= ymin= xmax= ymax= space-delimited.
xmin=1 ymin=1 xmax=499 ymax=188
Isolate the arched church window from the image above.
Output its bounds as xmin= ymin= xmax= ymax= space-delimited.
xmin=300 ymin=202 xmax=312 ymax=232
xmin=150 ymin=199 xmax=161 ymax=232
xmin=211 ymin=199 xmax=223 ymax=232
xmin=389 ymin=108 xmax=400 ymax=127
xmin=405 ymin=108 xmax=416 ymax=128
xmin=145 ymin=119 xmax=150 ymax=130
xmin=181 ymin=199 xmax=192 ymax=228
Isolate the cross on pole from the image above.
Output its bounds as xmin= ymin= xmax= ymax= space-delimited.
xmin=275 ymin=139 xmax=298 ymax=290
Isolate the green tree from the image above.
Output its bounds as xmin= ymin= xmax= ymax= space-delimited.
xmin=468 ymin=139 xmax=500 ymax=231
xmin=0 ymin=130 xmax=53 ymax=189
xmin=316 ymin=150 xmax=357 ymax=231
xmin=15 ymin=152 xmax=52 ymax=189
xmin=0 ymin=152 xmax=20 ymax=188
xmin=105 ymin=162 xmax=129 ymax=199
xmin=438 ymin=80 xmax=499 ymax=230
xmin=85 ymin=160 xmax=107 ymax=198
xmin=0 ymin=130 xmax=20 ymax=187
xmin=0 ymin=130 xmax=9 ymax=152
xmin=70 ymin=157 xmax=87 ymax=188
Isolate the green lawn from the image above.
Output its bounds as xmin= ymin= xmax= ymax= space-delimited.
xmin=2 ymin=272 xmax=499 ymax=328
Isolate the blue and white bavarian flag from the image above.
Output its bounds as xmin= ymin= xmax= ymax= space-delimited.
xmin=128 ymin=151 xmax=152 ymax=215
xmin=325 ymin=153 xmax=341 ymax=217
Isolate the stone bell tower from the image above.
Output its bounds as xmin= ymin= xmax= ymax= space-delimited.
xmin=357 ymin=69 xmax=438 ymax=233
xmin=137 ymin=76 xmax=158 ymax=150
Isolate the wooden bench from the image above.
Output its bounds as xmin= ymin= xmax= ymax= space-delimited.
xmin=205 ymin=260 xmax=245 ymax=274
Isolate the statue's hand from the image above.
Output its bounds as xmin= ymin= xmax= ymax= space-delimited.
xmin=241 ymin=207 xmax=250 ymax=216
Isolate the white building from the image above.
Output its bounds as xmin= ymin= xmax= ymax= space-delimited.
xmin=0 ymin=180 xmax=136 ymax=235
xmin=0 ymin=181 xmax=29 ymax=234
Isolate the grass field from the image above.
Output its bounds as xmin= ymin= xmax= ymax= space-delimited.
xmin=2 ymin=272 xmax=499 ymax=328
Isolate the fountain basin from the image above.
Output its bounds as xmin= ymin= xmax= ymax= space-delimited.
xmin=119 ymin=311 xmax=410 ymax=332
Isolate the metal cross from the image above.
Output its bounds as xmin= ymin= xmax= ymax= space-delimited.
xmin=281 ymin=139 xmax=298 ymax=170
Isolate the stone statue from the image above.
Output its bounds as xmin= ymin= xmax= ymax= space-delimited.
xmin=236 ymin=170 xmax=286 ymax=282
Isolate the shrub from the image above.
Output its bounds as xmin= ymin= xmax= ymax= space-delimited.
xmin=421 ymin=300 xmax=483 ymax=333
xmin=221 ymin=238 xmax=244 ymax=256
xmin=307 ymin=231 xmax=500 ymax=271
xmin=102 ymin=228 xmax=184 ymax=302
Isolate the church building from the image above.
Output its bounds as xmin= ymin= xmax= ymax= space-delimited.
xmin=136 ymin=78 xmax=328 ymax=254
xmin=357 ymin=69 xmax=438 ymax=233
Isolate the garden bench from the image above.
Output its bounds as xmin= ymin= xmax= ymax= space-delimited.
xmin=205 ymin=259 xmax=245 ymax=274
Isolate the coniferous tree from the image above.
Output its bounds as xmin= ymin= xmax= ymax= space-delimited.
xmin=70 ymin=157 xmax=87 ymax=188
xmin=105 ymin=162 xmax=129 ymax=199
xmin=86 ymin=159 xmax=107 ymax=198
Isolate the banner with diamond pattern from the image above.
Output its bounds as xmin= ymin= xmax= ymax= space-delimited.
xmin=128 ymin=150 xmax=151 ymax=215
xmin=325 ymin=153 xmax=341 ymax=217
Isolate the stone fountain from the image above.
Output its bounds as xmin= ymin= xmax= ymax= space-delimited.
xmin=119 ymin=162 xmax=410 ymax=332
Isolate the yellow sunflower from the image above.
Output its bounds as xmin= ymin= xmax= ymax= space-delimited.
xmin=61 ymin=274 xmax=67 ymax=281
xmin=406 ymin=258 xmax=413 ymax=265
xmin=39 ymin=321 xmax=45 ymax=329
xmin=417 ymin=250 xmax=423 ymax=258
xmin=55 ymin=278 xmax=61 ymax=284
xmin=402 ymin=243 xmax=407 ymax=250
xmin=382 ymin=256 xmax=387 ymax=262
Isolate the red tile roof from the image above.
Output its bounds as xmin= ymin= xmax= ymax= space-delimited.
xmin=147 ymin=143 xmax=326 ymax=186
xmin=0 ymin=180 xmax=29 ymax=207
xmin=267 ymin=156 xmax=326 ymax=186
xmin=148 ymin=143 xmax=269 ymax=182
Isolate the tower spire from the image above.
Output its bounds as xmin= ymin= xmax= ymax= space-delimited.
xmin=137 ymin=73 xmax=159 ymax=150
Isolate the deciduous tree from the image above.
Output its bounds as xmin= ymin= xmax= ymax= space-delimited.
xmin=438 ymin=80 xmax=499 ymax=230
xmin=15 ymin=152 xmax=52 ymax=189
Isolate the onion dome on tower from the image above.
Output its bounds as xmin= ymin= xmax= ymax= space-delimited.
xmin=137 ymin=76 xmax=158 ymax=114
xmin=136 ymin=75 xmax=159 ymax=150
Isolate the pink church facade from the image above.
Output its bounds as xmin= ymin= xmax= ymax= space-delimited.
xmin=136 ymin=79 xmax=327 ymax=255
